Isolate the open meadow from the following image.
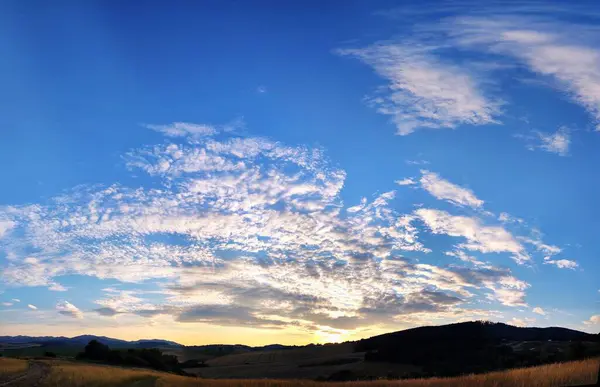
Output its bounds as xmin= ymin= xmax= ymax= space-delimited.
xmin=0 ymin=357 xmax=597 ymax=387
xmin=0 ymin=357 xmax=28 ymax=375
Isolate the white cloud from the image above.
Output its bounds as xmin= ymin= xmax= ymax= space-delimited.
xmin=406 ymin=159 xmax=430 ymax=165
xmin=48 ymin=283 xmax=67 ymax=292
xmin=338 ymin=44 xmax=501 ymax=135
xmin=144 ymin=122 xmax=217 ymax=138
xmin=543 ymin=257 xmax=578 ymax=269
xmin=419 ymin=170 xmax=483 ymax=208
xmin=519 ymin=237 xmax=561 ymax=257
xmin=450 ymin=17 xmax=600 ymax=129
xmin=532 ymin=306 xmax=546 ymax=315
xmin=2 ymin=302 xmax=12 ymax=307
xmin=27 ymin=304 xmax=37 ymax=310
xmin=415 ymin=208 xmax=529 ymax=264
xmin=498 ymin=212 xmax=523 ymax=224
xmin=396 ymin=178 xmax=416 ymax=186
xmin=518 ymin=127 xmax=571 ymax=156
xmin=584 ymin=315 xmax=600 ymax=325
xmin=0 ymin=220 xmax=15 ymax=238
xmin=56 ymin=301 xmax=83 ymax=319
xmin=534 ymin=128 xmax=570 ymax=156
xmin=11 ymin=298 xmax=20 ymax=303
xmin=509 ymin=317 xmax=535 ymax=327
xmin=445 ymin=249 xmax=485 ymax=266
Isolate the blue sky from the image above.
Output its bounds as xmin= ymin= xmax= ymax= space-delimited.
xmin=0 ymin=0 xmax=599 ymax=344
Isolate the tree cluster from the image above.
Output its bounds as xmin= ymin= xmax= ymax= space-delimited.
xmin=76 ymin=340 xmax=188 ymax=374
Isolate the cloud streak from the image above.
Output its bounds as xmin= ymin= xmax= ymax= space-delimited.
xmin=543 ymin=257 xmax=578 ymax=270
xmin=448 ymin=16 xmax=600 ymax=129
xmin=338 ymin=44 xmax=501 ymax=135
xmin=414 ymin=208 xmax=529 ymax=264
xmin=419 ymin=170 xmax=484 ymax=209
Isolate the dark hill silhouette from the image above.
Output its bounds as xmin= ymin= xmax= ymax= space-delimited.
xmin=356 ymin=320 xmax=594 ymax=350
xmin=355 ymin=321 xmax=599 ymax=377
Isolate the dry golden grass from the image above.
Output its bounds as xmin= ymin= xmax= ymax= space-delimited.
xmin=0 ymin=357 xmax=28 ymax=375
xmin=39 ymin=362 xmax=157 ymax=387
xmin=37 ymin=358 xmax=598 ymax=387
xmin=34 ymin=359 xmax=598 ymax=387
xmin=155 ymin=358 xmax=599 ymax=387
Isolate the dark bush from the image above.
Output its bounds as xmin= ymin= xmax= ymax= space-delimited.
xmin=77 ymin=340 xmax=187 ymax=374
xmin=327 ymin=370 xmax=357 ymax=381
xmin=180 ymin=359 xmax=207 ymax=368
xmin=107 ymin=350 xmax=123 ymax=364
xmin=82 ymin=339 xmax=110 ymax=360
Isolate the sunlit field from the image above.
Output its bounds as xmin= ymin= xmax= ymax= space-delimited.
xmin=39 ymin=362 xmax=157 ymax=386
xmin=0 ymin=357 xmax=28 ymax=375
xmin=35 ymin=358 xmax=598 ymax=387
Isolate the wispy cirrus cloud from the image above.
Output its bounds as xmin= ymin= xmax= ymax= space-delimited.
xmin=396 ymin=170 xmax=565 ymax=268
xmin=448 ymin=16 xmax=600 ymax=129
xmin=534 ymin=128 xmax=570 ymax=156
xmin=543 ymin=257 xmax=578 ymax=270
xmin=419 ymin=170 xmax=484 ymax=209
xmin=517 ymin=127 xmax=570 ymax=156
xmin=337 ymin=44 xmax=501 ymax=135
xmin=144 ymin=122 xmax=217 ymax=138
xmin=414 ymin=208 xmax=529 ymax=264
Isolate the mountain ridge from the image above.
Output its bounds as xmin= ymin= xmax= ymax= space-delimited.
xmin=0 ymin=334 xmax=182 ymax=348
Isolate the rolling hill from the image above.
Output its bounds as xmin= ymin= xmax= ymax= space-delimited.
xmin=0 ymin=335 xmax=181 ymax=348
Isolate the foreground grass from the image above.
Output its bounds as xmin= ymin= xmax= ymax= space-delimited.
xmin=0 ymin=357 xmax=28 ymax=375
xmin=37 ymin=358 xmax=598 ymax=387
xmin=40 ymin=362 xmax=157 ymax=387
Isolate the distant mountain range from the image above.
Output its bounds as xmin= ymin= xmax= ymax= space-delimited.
xmin=0 ymin=334 xmax=182 ymax=348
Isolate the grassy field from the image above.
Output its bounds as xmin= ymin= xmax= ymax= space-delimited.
xmin=205 ymin=344 xmax=354 ymax=367
xmin=40 ymin=362 xmax=157 ymax=387
xmin=31 ymin=358 xmax=599 ymax=387
xmin=0 ymin=357 xmax=28 ymax=375
xmin=190 ymin=342 xmax=397 ymax=379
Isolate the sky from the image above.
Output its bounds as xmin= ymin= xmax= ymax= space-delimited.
xmin=0 ymin=0 xmax=599 ymax=346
